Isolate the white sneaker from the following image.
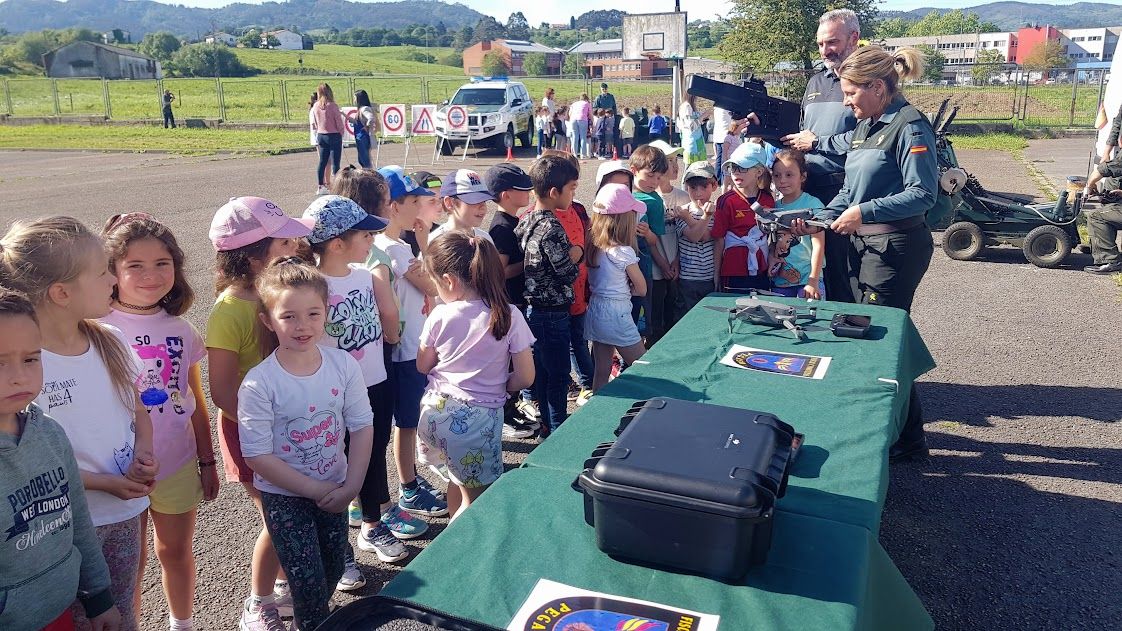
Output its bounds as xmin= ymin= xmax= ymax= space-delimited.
xmin=239 ymin=599 xmax=286 ymax=631
xmin=502 ymin=421 xmax=535 ymax=439
xmin=335 ymin=560 xmax=366 ymax=591
xmin=316 ymin=185 xmax=329 ymax=195
xmin=272 ymin=588 xmax=293 ymax=619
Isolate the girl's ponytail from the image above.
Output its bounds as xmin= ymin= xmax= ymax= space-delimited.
xmin=468 ymin=237 xmax=511 ymax=340
xmin=427 ymin=231 xmax=511 ymax=340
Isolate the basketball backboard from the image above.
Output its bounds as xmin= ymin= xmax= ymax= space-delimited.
xmin=622 ymin=12 xmax=688 ymax=61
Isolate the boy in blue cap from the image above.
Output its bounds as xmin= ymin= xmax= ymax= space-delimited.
xmin=372 ymin=166 xmax=449 ymax=518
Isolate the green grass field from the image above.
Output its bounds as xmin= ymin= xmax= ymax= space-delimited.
xmin=231 ymin=44 xmax=460 ymax=75
xmin=0 ymin=124 xmax=309 ymax=154
xmin=0 ymin=38 xmax=1104 ymax=128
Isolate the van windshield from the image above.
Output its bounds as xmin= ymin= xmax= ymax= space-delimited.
xmin=450 ymin=89 xmax=505 ymax=106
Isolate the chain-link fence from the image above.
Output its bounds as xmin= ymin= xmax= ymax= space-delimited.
xmin=0 ymin=66 xmax=1112 ymax=129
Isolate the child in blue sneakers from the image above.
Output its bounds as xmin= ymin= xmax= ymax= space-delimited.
xmin=373 ymin=167 xmax=450 ymax=518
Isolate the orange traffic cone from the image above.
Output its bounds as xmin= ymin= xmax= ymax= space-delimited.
xmin=505 ymin=145 xmax=514 ymax=162
xmin=612 ymin=145 xmax=619 ymax=160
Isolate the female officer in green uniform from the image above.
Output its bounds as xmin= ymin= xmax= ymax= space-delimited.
xmin=795 ymin=45 xmax=936 ymax=461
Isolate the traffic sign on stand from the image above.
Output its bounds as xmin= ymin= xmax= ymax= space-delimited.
xmin=380 ymin=104 xmax=406 ymax=137
xmin=446 ymin=105 xmax=468 ymax=131
xmin=412 ymin=105 xmax=436 ymax=136
xmin=341 ymin=106 xmax=358 ymax=146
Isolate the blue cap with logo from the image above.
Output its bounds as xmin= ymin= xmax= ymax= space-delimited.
xmin=302 ymin=195 xmax=388 ymax=244
xmin=723 ymin=142 xmax=768 ymax=171
xmin=377 ymin=165 xmax=435 ymax=201
xmin=440 ymin=169 xmax=496 ymax=204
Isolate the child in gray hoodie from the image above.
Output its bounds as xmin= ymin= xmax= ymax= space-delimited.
xmin=0 ymin=289 xmax=120 ymax=630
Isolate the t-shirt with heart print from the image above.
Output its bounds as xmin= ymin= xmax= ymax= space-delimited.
xmin=237 ymin=346 xmax=373 ymax=497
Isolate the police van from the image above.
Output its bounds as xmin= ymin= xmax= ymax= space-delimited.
xmin=434 ymin=78 xmax=534 ymax=154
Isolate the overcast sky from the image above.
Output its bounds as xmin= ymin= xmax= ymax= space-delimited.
xmin=150 ymin=1 xmax=1086 ymax=25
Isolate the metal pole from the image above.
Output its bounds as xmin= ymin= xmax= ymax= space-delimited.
xmin=1069 ymin=68 xmax=1078 ymax=127
xmin=1095 ymin=68 xmax=1107 ymax=113
xmin=276 ymin=79 xmax=284 ymax=120
xmin=51 ymin=79 xmax=60 ymax=117
xmin=102 ymin=78 xmax=110 ymax=119
xmin=217 ymin=77 xmax=226 ymax=121
xmin=3 ymin=79 xmax=12 ymax=116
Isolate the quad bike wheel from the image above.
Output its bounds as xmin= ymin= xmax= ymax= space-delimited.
xmin=942 ymin=221 xmax=985 ymax=261
xmin=1022 ymin=224 xmax=1071 ymax=268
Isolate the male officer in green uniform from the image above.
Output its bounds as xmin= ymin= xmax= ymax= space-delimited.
xmin=782 ymin=9 xmax=862 ymax=302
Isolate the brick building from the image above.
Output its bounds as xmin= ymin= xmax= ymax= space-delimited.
xmin=462 ymin=39 xmax=563 ymax=76
xmin=567 ymin=39 xmax=670 ymax=79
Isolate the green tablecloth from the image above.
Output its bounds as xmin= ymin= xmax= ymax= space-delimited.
xmin=521 ymin=295 xmax=935 ymax=535
xmin=381 ymin=467 xmax=934 ymax=631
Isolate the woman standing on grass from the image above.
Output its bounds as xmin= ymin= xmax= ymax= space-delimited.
xmin=309 ymin=93 xmax=331 ymax=189
xmin=352 ymin=89 xmax=379 ymax=169
xmin=311 ymin=83 xmax=346 ymax=196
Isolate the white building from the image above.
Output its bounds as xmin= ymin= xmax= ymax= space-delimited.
xmin=1059 ymin=27 xmax=1119 ymax=62
xmin=264 ymin=29 xmax=306 ymax=50
xmin=883 ymin=33 xmax=982 ymax=65
xmin=205 ymin=32 xmax=237 ymax=46
xmin=976 ymin=31 xmax=1016 ymax=63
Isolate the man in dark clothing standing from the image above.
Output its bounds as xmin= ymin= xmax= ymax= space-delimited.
xmin=162 ymin=89 xmax=176 ymax=129
xmin=781 ymin=9 xmax=861 ymax=302
xmin=1083 ymin=101 xmax=1122 ymax=274
xmin=594 ymin=83 xmax=618 ymax=156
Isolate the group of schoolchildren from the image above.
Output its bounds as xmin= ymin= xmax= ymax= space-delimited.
xmin=535 ymin=105 xmax=668 ymax=161
xmin=0 ymin=130 xmax=826 ymax=631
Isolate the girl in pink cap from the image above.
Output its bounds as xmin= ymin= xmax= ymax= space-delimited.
xmin=583 ymin=183 xmax=649 ymax=393
xmin=203 ymin=197 xmax=312 ymax=630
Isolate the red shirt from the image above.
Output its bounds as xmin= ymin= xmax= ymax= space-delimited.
xmin=554 ymin=202 xmax=589 ymax=315
xmin=711 ymin=188 xmax=775 ymax=278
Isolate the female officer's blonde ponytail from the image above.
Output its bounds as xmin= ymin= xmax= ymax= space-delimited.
xmin=837 ymin=46 xmax=926 ymax=99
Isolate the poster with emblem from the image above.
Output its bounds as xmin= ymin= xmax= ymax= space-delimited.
xmin=507 ymin=579 xmax=719 ymax=631
xmin=718 ymin=344 xmax=831 ymax=379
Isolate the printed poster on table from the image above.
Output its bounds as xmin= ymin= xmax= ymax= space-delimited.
xmin=508 ymin=579 xmax=719 ymax=631
xmin=719 ymin=344 xmax=831 ymax=379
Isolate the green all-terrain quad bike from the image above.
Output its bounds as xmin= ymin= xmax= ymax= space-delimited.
xmin=929 ymin=100 xmax=1083 ymax=269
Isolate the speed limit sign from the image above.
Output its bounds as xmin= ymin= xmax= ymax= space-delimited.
xmin=380 ymin=104 xmax=406 ymax=137
xmin=446 ymin=105 xmax=468 ymax=131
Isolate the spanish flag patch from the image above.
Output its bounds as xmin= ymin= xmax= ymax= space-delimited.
xmin=909 ymin=145 xmax=929 ymax=154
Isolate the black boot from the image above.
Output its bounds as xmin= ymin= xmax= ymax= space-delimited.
xmin=890 ymin=384 xmax=929 ymax=463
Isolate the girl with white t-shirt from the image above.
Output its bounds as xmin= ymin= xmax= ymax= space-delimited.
xmin=0 ymin=216 xmax=159 ymax=631
xmin=238 ymin=259 xmax=373 ymax=631
xmin=416 ymin=232 xmax=535 ymax=519
xmin=583 ymin=184 xmax=649 ymax=392
xmin=100 ymin=214 xmax=215 ymax=631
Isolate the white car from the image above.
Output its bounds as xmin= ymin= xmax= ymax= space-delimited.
xmin=434 ymin=79 xmax=534 ymax=154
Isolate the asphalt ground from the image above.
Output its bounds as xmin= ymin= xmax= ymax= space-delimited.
xmin=0 ymin=138 xmax=1119 ymax=630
